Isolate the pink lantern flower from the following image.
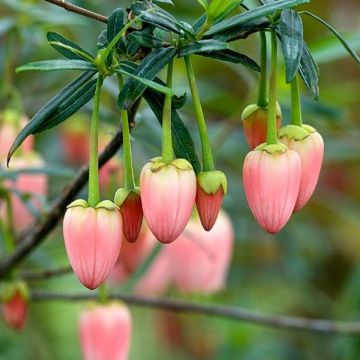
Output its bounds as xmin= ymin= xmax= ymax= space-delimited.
xmin=80 ymin=303 xmax=131 ymax=360
xmin=165 ymin=211 xmax=234 ymax=293
xmin=109 ymin=224 xmax=170 ymax=296
xmin=243 ymin=143 xmax=301 ymax=233
xmin=63 ymin=199 xmax=123 ymax=290
xmin=1 ymin=281 xmax=29 ymax=331
xmin=279 ymin=124 xmax=324 ymax=211
xmin=195 ymin=171 xmax=227 ymax=231
xmin=3 ymin=151 xmax=47 ymax=229
xmin=114 ymin=188 xmax=143 ymax=243
xmin=241 ymin=102 xmax=282 ymax=150
xmin=140 ymin=157 xmax=196 ymax=244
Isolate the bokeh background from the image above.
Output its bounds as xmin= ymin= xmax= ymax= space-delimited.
xmin=0 ymin=0 xmax=360 ymax=359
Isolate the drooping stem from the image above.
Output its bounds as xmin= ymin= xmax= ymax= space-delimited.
xmin=88 ymin=74 xmax=103 ymax=207
xmin=98 ymin=284 xmax=108 ymax=304
xmin=257 ymin=31 xmax=268 ymax=108
xmin=266 ymin=29 xmax=278 ymax=146
xmin=290 ymin=75 xmax=303 ymax=127
xmin=117 ymin=74 xmax=136 ymax=189
xmin=162 ymin=59 xmax=174 ymax=163
xmin=184 ymin=55 xmax=215 ymax=171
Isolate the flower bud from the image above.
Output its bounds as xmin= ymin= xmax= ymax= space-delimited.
xmin=165 ymin=211 xmax=234 ymax=293
xmin=279 ymin=125 xmax=324 ymax=211
xmin=114 ymin=188 xmax=143 ymax=243
xmin=63 ymin=199 xmax=123 ymax=290
xmin=243 ymin=143 xmax=301 ymax=233
xmin=241 ymin=102 xmax=282 ymax=150
xmin=195 ymin=171 xmax=227 ymax=231
xmin=140 ymin=158 xmax=196 ymax=244
xmin=1 ymin=281 xmax=29 ymax=331
xmin=2 ymin=151 xmax=47 ymax=229
xmin=80 ymin=303 xmax=131 ymax=360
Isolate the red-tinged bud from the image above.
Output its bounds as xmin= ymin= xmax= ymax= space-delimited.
xmin=63 ymin=199 xmax=123 ymax=290
xmin=80 ymin=303 xmax=131 ymax=360
xmin=3 ymin=151 xmax=48 ymax=229
xmin=114 ymin=188 xmax=143 ymax=243
xmin=140 ymin=157 xmax=196 ymax=244
xmin=243 ymin=143 xmax=301 ymax=234
xmin=165 ymin=211 xmax=234 ymax=294
xmin=279 ymin=125 xmax=324 ymax=212
xmin=1 ymin=281 xmax=29 ymax=331
xmin=195 ymin=171 xmax=227 ymax=231
xmin=241 ymin=102 xmax=282 ymax=150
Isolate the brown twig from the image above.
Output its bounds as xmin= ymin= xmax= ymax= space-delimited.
xmin=30 ymin=291 xmax=360 ymax=335
xmin=0 ymin=104 xmax=139 ymax=279
xmin=21 ymin=266 xmax=72 ymax=281
xmin=43 ymin=0 xmax=108 ymax=23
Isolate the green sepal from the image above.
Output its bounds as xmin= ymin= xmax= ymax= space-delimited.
xmin=95 ymin=200 xmax=119 ymax=211
xmin=256 ymin=142 xmax=288 ymax=154
xmin=114 ymin=187 xmax=140 ymax=208
xmin=1 ymin=280 xmax=29 ymax=303
xmin=197 ymin=170 xmax=227 ymax=195
xmin=149 ymin=157 xmax=194 ymax=172
xmin=278 ymin=124 xmax=310 ymax=141
xmin=66 ymin=199 xmax=89 ymax=209
xmin=1 ymin=109 xmax=20 ymax=125
xmin=302 ymin=124 xmax=316 ymax=133
xmin=241 ymin=101 xmax=282 ymax=120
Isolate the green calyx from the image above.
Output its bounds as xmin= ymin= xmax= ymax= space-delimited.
xmin=302 ymin=124 xmax=317 ymax=134
xmin=114 ymin=187 xmax=140 ymax=208
xmin=149 ymin=157 xmax=194 ymax=172
xmin=1 ymin=109 xmax=19 ymax=125
xmin=241 ymin=102 xmax=282 ymax=121
xmin=197 ymin=171 xmax=227 ymax=195
xmin=66 ymin=199 xmax=118 ymax=211
xmin=1 ymin=280 xmax=29 ymax=303
xmin=256 ymin=142 xmax=288 ymax=154
xmin=278 ymin=125 xmax=311 ymax=141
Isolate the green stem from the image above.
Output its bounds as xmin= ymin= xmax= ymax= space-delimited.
xmin=98 ymin=284 xmax=108 ymax=304
xmin=162 ymin=59 xmax=174 ymax=163
xmin=257 ymin=31 xmax=268 ymax=108
xmin=117 ymin=74 xmax=136 ymax=189
xmin=0 ymin=191 xmax=15 ymax=254
xmin=290 ymin=75 xmax=302 ymax=127
xmin=266 ymin=29 xmax=278 ymax=146
xmin=184 ymin=55 xmax=215 ymax=171
xmin=88 ymin=74 xmax=103 ymax=207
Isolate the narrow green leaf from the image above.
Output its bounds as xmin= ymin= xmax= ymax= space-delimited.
xmin=301 ymin=11 xmax=360 ymax=64
xmin=16 ymin=60 xmax=97 ymax=73
xmin=196 ymin=0 xmax=208 ymax=10
xmin=118 ymin=47 xmax=177 ymax=109
xmin=7 ymin=72 xmax=95 ymax=163
xmin=154 ymin=0 xmax=174 ymax=4
xmin=107 ymin=8 xmax=125 ymax=43
xmin=113 ymin=68 xmax=173 ymax=96
xmin=128 ymin=31 xmax=165 ymax=48
xmin=179 ymin=39 xmax=228 ymax=57
xmin=299 ymin=42 xmax=319 ymax=101
xmin=208 ymin=0 xmax=243 ymax=22
xmin=278 ymin=9 xmax=304 ymax=83
xmin=206 ymin=0 xmax=309 ymax=36
xmin=143 ymin=89 xmax=201 ymax=173
xmin=199 ymin=49 xmax=260 ymax=71
xmin=47 ymin=31 xmax=94 ymax=62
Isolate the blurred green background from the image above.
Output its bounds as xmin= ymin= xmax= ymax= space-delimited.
xmin=1 ymin=0 xmax=360 ymax=359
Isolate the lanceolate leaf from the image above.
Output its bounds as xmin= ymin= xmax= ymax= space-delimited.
xmin=196 ymin=0 xmax=208 ymax=10
xmin=7 ymin=72 xmax=96 ymax=163
xmin=179 ymin=40 xmax=228 ymax=57
xmin=118 ymin=47 xmax=177 ymax=109
xmin=205 ymin=0 xmax=309 ymax=36
xmin=299 ymin=42 xmax=319 ymax=101
xmin=207 ymin=0 xmax=243 ymax=23
xmin=107 ymin=8 xmax=125 ymax=43
xmin=278 ymin=9 xmax=304 ymax=83
xmin=47 ymin=32 xmax=94 ymax=62
xmin=143 ymin=89 xmax=201 ymax=173
xmin=199 ymin=49 xmax=260 ymax=71
xmin=301 ymin=11 xmax=360 ymax=64
xmin=128 ymin=31 xmax=165 ymax=48
xmin=16 ymin=60 xmax=97 ymax=73
xmin=34 ymin=79 xmax=97 ymax=133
